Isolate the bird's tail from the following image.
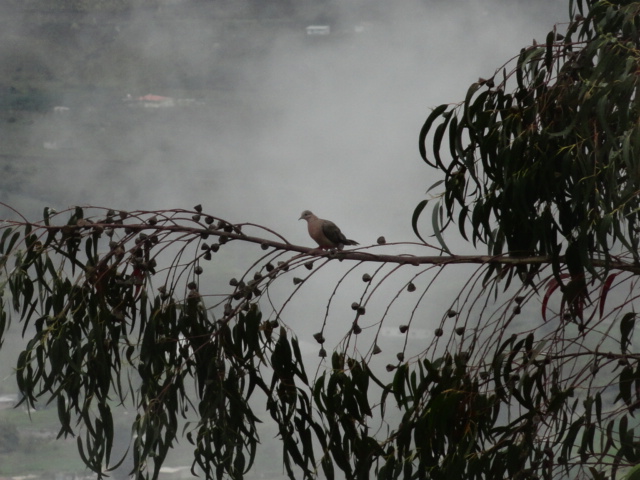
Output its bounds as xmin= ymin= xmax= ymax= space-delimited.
xmin=344 ymin=239 xmax=359 ymax=246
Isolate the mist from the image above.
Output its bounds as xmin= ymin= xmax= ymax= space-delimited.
xmin=0 ymin=0 xmax=568 ymax=477
xmin=1 ymin=0 xmax=568 ymax=239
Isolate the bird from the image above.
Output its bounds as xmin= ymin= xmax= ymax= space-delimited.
xmin=299 ymin=210 xmax=359 ymax=250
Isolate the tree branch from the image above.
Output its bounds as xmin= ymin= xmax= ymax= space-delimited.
xmin=30 ymin=221 xmax=640 ymax=274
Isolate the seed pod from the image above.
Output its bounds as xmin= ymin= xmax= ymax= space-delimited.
xmin=372 ymin=344 xmax=382 ymax=355
xmin=278 ymin=261 xmax=289 ymax=272
xmin=351 ymin=302 xmax=359 ymax=311
xmin=304 ymin=261 xmax=314 ymax=270
xmin=319 ymin=348 xmax=327 ymax=358
xmin=434 ymin=328 xmax=443 ymax=337
xmin=293 ymin=277 xmax=303 ymax=285
xmin=187 ymin=290 xmax=200 ymax=305
xmin=357 ymin=306 xmax=366 ymax=316
xmin=229 ymin=278 xmax=238 ymax=286
xmin=362 ymin=273 xmax=371 ymax=282
xmin=192 ymin=214 xmax=201 ymax=222
xmin=396 ymin=352 xmax=405 ymax=361
xmin=313 ymin=332 xmax=325 ymax=344
xmin=407 ymin=282 xmax=416 ymax=292
xmin=455 ymin=326 xmax=465 ymax=335
xmin=194 ymin=204 xmax=203 ymax=213
xmin=399 ymin=325 xmax=408 ymax=333
xmin=205 ymin=216 xmax=214 ymax=225
xmin=447 ymin=310 xmax=457 ymax=318
xmin=377 ymin=236 xmax=386 ymax=245
xmin=386 ymin=364 xmax=396 ymax=372
xmin=352 ymin=322 xmax=362 ymax=334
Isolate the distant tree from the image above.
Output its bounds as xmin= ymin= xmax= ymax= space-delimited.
xmin=2 ymin=0 xmax=640 ymax=479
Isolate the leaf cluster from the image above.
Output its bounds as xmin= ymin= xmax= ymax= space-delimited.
xmin=0 ymin=197 xmax=639 ymax=480
xmin=0 ymin=207 xmax=320 ymax=479
xmin=417 ymin=0 xmax=640 ymax=288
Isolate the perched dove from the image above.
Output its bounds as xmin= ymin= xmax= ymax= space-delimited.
xmin=299 ymin=210 xmax=359 ymax=250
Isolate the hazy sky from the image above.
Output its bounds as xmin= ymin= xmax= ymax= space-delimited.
xmin=7 ymin=0 xmax=568 ymax=248
xmin=0 ymin=0 xmax=571 ymax=357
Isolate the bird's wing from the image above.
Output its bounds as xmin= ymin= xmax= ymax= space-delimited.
xmin=321 ymin=220 xmax=348 ymax=246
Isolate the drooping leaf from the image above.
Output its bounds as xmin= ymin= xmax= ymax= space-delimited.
xmin=599 ymin=272 xmax=621 ymax=318
xmin=620 ymin=313 xmax=636 ymax=354
xmin=411 ymin=199 xmax=429 ymax=245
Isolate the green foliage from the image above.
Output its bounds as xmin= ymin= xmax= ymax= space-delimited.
xmin=406 ymin=0 xmax=640 ymax=477
xmin=417 ymin=0 xmax=640 ymax=287
xmin=3 ymin=206 xmax=390 ymax=480
xmin=2 ymin=208 xmax=314 ymax=479
xmin=0 ymin=200 xmax=637 ymax=480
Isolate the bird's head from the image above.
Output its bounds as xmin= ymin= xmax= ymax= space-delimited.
xmin=299 ymin=210 xmax=314 ymax=221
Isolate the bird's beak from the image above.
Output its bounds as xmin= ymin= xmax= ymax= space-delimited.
xmin=298 ymin=216 xmax=303 ymax=220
